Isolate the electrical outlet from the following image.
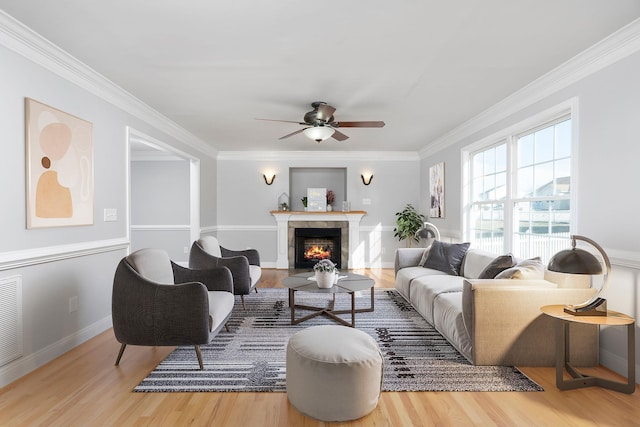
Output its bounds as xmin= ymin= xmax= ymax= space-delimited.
xmin=69 ymin=296 xmax=78 ymax=313
xmin=184 ymin=246 xmax=189 ymax=254
xmin=103 ymin=208 xmax=117 ymax=222
xmin=362 ymin=198 xmax=371 ymax=205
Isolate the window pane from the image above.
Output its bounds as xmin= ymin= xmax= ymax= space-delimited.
xmin=495 ymin=144 xmax=507 ymax=172
xmin=517 ymin=166 xmax=534 ymax=197
xmin=470 ymin=203 xmax=504 ymax=253
xmin=555 ymin=120 xmax=571 ymax=158
xmin=518 ymin=134 xmax=534 ymax=167
xmin=533 ymin=162 xmax=554 ymax=196
xmin=513 ymin=200 xmax=571 ymax=262
xmin=534 ymin=127 xmax=554 ymax=164
xmin=473 ymin=152 xmax=484 ymax=178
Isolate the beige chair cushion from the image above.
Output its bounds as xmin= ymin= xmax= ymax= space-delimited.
xmin=198 ymin=236 xmax=222 ymax=257
xmin=286 ymin=325 xmax=383 ymax=422
xmin=249 ymin=265 xmax=262 ymax=287
xmin=207 ymin=291 xmax=235 ymax=333
xmin=126 ymin=248 xmax=174 ymax=284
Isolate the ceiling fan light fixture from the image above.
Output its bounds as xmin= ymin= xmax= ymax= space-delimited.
xmin=303 ymin=126 xmax=335 ymax=142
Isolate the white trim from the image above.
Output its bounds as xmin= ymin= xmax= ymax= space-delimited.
xmin=217 ymin=151 xmax=420 ymax=161
xmin=0 ymin=11 xmax=216 ymax=159
xmin=0 ymin=315 xmax=112 ymax=388
xmin=130 ymin=225 xmax=192 ymax=231
xmin=213 ymin=225 xmax=277 ymax=232
xmin=420 ymin=19 xmax=640 ymax=158
xmin=607 ymin=249 xmax=640 ymax=270
xmin=0 ymin=238 xmax=128 ymax=271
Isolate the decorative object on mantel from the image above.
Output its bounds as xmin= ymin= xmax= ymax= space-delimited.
xmin=326 ymin=189 xmax=335 ymax=211
xmin=547 ymin=235 xmax=611 ymax=316
xmin=278 ymin=192 xmax=289 ymax=211
xmin=394 ymin=204 xmax=426 ymax=247
xmin=313 ymin=259 xmax=338 ymax=288
xmin=342 ymin=200 xmax=351 ymax=212
xmin=429 ymin=162 xmax=445 ymax=218
xmin=301 ymin=196 xmax=308 ymax=211
xmin=307 ymin=188 xmax=327 ymax=211
xmin=263 ymin=171 xmax=275 ymax=185
xmin=361 ymin=172 xmax=373 ymax=185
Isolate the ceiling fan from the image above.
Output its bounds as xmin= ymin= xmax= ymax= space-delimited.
xmin=256 ymin=101 xmax=385 ymax=142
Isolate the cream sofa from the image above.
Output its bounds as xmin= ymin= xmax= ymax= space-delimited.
xmin=395 ymin=247 xmax=599 ymax=366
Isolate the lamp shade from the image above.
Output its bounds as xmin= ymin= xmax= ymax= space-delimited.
xmin=547 ymin=248 xmax=603 ymax=275
xmin=303 ymin=126 xmax=335 ymax=142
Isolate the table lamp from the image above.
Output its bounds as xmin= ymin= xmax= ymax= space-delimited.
xmin=547 ymin=235 xmax=611 ymax=316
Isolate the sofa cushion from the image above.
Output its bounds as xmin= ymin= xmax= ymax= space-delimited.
xmin=432 ymin=292 xmax=472 ymax=362
xmin=477 ymin=254 xmax=516 ymax=279
xmin=409 ymin=275 xmax=464 ymax=324
xmin=461 ymin=249 xmax=505 ymax=279
xmin=495 ymin=257 xmax=544 ymax=279
xmin=395 ymin=266 xmax=445 ymax=301
xmin=423 ymin=241 xmax=470 ymax=276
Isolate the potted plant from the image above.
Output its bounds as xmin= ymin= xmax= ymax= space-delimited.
xmin=394 ymin=204 xmax=426 ymax=247
xmin=301 ymin=196 xmax=308 ymax=211
xmin=313 ymin=259 xmax=337 ymax=288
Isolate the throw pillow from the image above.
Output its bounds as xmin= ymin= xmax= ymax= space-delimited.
xmin=495 ymin=257 xmax=544 ymax=280
xmin=419 ymin=245 xmax=432 ymax=267
xmin=423 ymin=241 xmax=471 ymax=276
xmin=477 ymin=254 xmax=517 ymax=279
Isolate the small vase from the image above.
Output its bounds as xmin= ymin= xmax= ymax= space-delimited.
xmin=327 ymin=204 xmax=333 ymax=212
xmin=315 ymin=271 xmax=334 ymax=288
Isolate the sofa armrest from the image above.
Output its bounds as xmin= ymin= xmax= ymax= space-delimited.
xmin=394 ymin=248 xmax=425 ymax=275
xmin=462 ymin=279 xmax=598 ymax=366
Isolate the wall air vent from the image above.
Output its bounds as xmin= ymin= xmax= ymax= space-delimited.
xmin=0 ymin=275 xmax=23 ymax=367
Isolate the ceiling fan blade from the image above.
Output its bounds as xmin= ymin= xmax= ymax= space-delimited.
xmin=255 ymin=118 xmax=306 ymax=125
xmin=333 ymin=121 xmax=386 ymax=128
xmin=278 ymin=128 xmax=306 ymax=140
xmin=316 ymin=104 xmax=336 ymax=122
xmin=331 ymin=130 xmax=349 ymax=141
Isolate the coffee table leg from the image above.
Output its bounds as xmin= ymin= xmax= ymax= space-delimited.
xmin=351 ymin=292 xmax=355 ymax=326
xmin=289 ymin=288 xmax=295 ymax=325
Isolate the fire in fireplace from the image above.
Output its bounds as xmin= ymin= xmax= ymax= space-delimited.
xmin=294 ymin=227 xmax=341 ymax=269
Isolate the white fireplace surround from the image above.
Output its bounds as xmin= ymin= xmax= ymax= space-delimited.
xmin=271 ymin=212 xmax=366 ymax=269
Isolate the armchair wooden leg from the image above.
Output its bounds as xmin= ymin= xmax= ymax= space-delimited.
xmin=255 ymin=287 xmax=258 ymax=293
xmin=115 ymin=343 xmax=127 ymax=366
xmin=195 ymin=345 xmax=204 ymax=370
xmin=225 ymin=324 xmax=230 ymax=332
xmin=241 ymin=295 xmax=247 ymax=312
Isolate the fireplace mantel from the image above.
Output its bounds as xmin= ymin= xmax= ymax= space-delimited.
xmin=271 ymin=211 xmax=366 ymax=269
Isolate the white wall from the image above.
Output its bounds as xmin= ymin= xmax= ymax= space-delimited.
xmin=420 ymin=48 xmax=640 ymax=380
xmin=215 ymin=152 xmax=422 ymax=267
xmin=0 ymin=19 xmax=217 ymax=386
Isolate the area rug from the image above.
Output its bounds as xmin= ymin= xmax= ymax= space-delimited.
xmin=134 ymin=288 xmax=542 ymax=392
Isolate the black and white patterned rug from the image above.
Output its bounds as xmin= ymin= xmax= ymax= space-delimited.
xmin=134 ymin=288 xmax=542 ymax=392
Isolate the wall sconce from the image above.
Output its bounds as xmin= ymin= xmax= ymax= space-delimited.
xmin=263 ymin=172 xmax=276 ymax=185
xmin=361 ymin=173 xmax=374 ymax=185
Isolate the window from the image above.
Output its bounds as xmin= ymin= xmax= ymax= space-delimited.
xmin=466 ymin=114 xmax=573 ymax=262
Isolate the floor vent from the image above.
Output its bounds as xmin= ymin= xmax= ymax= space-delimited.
xmin=0 ymin=275 xmax=23 ymax=367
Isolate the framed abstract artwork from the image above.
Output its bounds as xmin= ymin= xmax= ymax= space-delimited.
xmin=429 ymin=162 xmax=444 ymax=218
xmin=25 ymin=98 xmax=94 ymax=228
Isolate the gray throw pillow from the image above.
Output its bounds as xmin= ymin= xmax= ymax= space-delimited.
xmin=495 ymin=257 xmax=544 ymax=280
xmin=478 ymin=254 xmax=516 ymax=279
xmin=423 ymin=241 xmax=471 ymax=276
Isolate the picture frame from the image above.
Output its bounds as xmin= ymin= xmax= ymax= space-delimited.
xmin=429 ymin=162 xmax=444 ymax=218
xmin=25 ymin=98 xmax=94 ymax=228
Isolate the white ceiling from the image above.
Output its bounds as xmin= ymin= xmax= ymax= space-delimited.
xmin=2 ymin=1 xmax=640 ymax=153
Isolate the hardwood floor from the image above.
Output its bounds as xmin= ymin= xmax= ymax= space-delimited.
xmin=1 ymin=269 xmax=638 ymax=426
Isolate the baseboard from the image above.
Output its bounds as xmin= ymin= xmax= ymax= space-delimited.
xmin=0 ymin=315 xmax=112 ymax=388
xmin=600 ymin=346 xmax=639 ymax=385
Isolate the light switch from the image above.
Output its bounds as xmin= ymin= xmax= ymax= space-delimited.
xmin=104 ymin=208 xmax=117 ymax=222
xmin=362 ymin=198 xmax=371 ymax=205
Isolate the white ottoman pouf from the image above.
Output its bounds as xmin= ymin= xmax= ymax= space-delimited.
xmin=286 ymin=325 xmax=383 ymax=422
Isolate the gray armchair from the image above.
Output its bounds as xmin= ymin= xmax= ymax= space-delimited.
xmin=112 ymin=248 xmax=235 ymax=369
xmin=189 ymin=236 xmax=261 ymax=310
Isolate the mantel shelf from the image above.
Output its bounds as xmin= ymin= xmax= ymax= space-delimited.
xmin=270 ymin=210 xmax=367 ymax=215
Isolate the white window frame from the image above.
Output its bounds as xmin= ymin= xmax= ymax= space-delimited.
xmin=461 ymin=98 xmax=580 ymax=259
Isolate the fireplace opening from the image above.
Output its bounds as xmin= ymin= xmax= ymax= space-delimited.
xmin=295 ymin=228 xmax=341 ymax=269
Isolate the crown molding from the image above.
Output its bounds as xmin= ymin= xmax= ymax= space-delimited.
xmin=0 ymin=11 xmax=217 ymax=159
xmin=217 ymin=151 xmax=420 ymax=161
xmin=420 ymin=18 xmax=640 ymax=159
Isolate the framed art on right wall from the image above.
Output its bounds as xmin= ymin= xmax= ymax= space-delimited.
xmin=429 ymin=162 xmax=444 ymax=218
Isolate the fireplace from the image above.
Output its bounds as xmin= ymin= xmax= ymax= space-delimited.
xmin=294 ymin=228 xmax=342 ymax=269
